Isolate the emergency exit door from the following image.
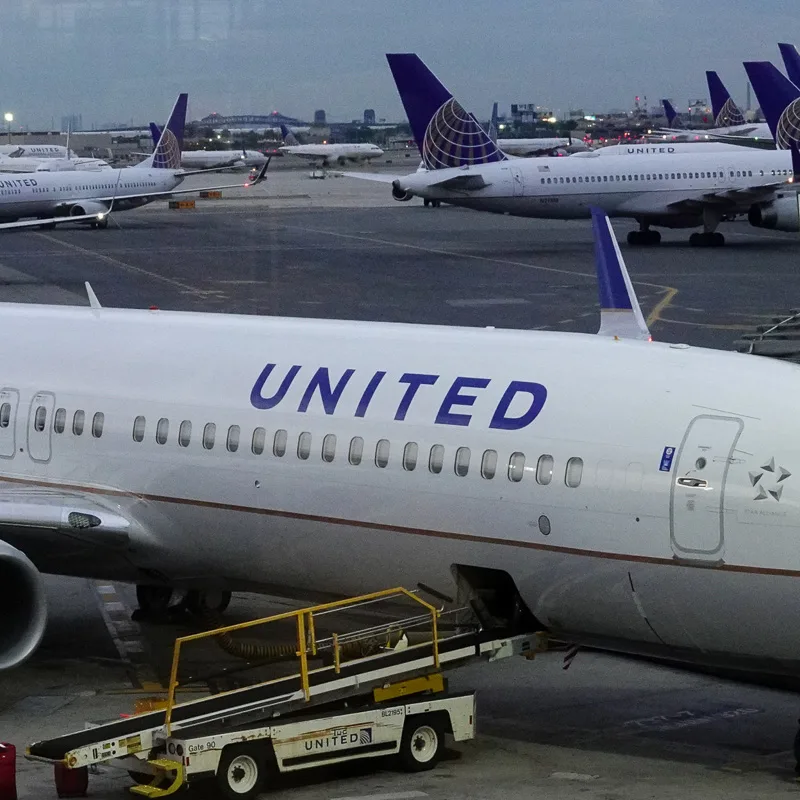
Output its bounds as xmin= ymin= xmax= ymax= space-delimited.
xmin=27 ymin=392 xmax=55 ymax=463
xmin=0 ymin=388 xmax=19 ymax=458
xmin=670 ymin=414 xmax=743 ymax=560
xmin=510 ymin=164 xmax=524 ymax=196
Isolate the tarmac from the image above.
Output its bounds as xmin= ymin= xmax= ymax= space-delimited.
xmin=3 ymin=165 xmax=800 ymax=798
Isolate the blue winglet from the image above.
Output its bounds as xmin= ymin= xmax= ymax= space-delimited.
xmin=743 ymin=61 xmax=800 ymax=144
xmin=590 ymin=207 xmax=650 ymax=341
xmin=779 ymin=43 xmax=800 ymax=88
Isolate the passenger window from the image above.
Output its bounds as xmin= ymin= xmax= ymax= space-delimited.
xmin=155 ymin=417 xmax=169 ymax=445
xmin=540 ymin=178 xmax=545 ymax=184
xmin=480 ymin=449 xmax=497 ymax=479
xmin=297 ymin=431 xmax=311 ymax=460
xmin=403 ymin=442 xmax=418 ymax=471
xmin=132 ymin=415 xmax=145 ymax=442
xmin=429 ymin=444 xmax=444 ymax=474
xmin=565 ymin=457 xmax=584 ymax=488
xmin=252 ymin=427 xmax=266 ymax=455
xmin=227 ymin=425 xmax=240 ymax=453
xmin=348 ymin=436 xmax=364 ymax=465
xmin=54 ymin=407 xmax=66 ymax=434
xmin=203 ymin=422 xmax=216 ymax=450
xmin=454 ymin=447 xmax=470 ymax=477
xmin=33 ymin=406 xmax=46 ymax=432
xmin=536 ymin=454 xmax=554 ymax=485
xmin=375 ymin=438 xmax=390 ymax=468
xmin=73 ymin=410 xmax=85 ymax=436
xmin=91 ymin=412 xmax=104 ymax=438
xmin=322 ymin=433 xmax=336 ymax=463
xmin=0 ymin=404 xmax=8 ymax=430
xmin=508 ymin=452 xmax=525 ymax=482
xmin=273 ymin=429 xmax=287 ymax=457
xmin=178 ymin=420 xmax=192 ymax=447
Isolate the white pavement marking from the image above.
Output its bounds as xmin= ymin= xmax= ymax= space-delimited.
xmin=447 ymin=298 xmax=531 ymax=307
xmin=31 ymin=232 xmax=211 ymax=297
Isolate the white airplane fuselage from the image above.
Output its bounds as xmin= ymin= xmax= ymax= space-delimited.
xmin=396 ymin=148 xmax=796 ymax=227
xmin=281 ymin=143 xmax=384 ymax=167
xmin=6 ymin=304 xmax=800 ymax=676
xmin=657 ymin=122 xmax=772 ymax=142
xmin=499 ymin=137 xmax=588 ymax=156
xmin=181 ymin=150 xmax=266 ymax=170
xmin=0 ymin=167 xmax=185 ymax=220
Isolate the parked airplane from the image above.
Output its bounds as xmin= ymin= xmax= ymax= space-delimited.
xmin=0 ymin=144 xmax=71 ymax=158
xmin=10 ymin=205 xmax=800 ymax=771
xmin=347 ymin=53 xmax=800 ymax=246
xmin=657 ymin=75 xmax=771 ymax=143
xmin=488 ymin=103 xmax=587 ymax=156
xmin=149 ymin=123 xmax=267 ymax=170
xmin=0 ymin=95 xmax=268 ymax=231
xmin=279 ymin=124 xmax=384 ymax=169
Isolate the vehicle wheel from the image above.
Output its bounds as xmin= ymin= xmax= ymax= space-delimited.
xmin=398 ymin=715 xmax=444 ymax=772
xmin=135 ymin=585 xmax=174 ymax=616
xmin=217 ymin=744 xmax=266 ymax=800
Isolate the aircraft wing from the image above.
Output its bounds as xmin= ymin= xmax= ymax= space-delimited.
xmin=667 ymin=180 xmax=789 ymax=212
xmin=342 ymin=171 xmax=407 ymax=183
xmin=425 ymin=173 xmax=489 ymax=191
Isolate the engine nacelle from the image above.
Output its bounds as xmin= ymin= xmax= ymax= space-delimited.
xmin=0 ymin=541 xmax=47 ymax=669
xmin=391 ymin=180 xmax=414 ymax=202
xmin=748 ymin=195 xmax=800 ymax=232
xmin=70 ymin=200 xmax=109 ymax=217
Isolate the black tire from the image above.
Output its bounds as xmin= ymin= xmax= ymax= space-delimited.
xmin=217 ymin=744 xmax=266 ymax=800
xmin=398 ymin=714 xmax=445 ymax=772
xmin=135 ymin=584 xmax=174 ymax=615
xmin=186 ymin=589 xmax=232 ymax=615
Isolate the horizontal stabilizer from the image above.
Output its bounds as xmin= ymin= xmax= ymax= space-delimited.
xmin=590 ymin=207 xmax=650 ymax=341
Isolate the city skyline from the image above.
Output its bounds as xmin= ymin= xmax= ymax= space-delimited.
xmin=0 ymin=1 xmax=797 ymax=129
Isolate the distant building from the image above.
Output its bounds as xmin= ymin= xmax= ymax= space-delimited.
xmin=510 ymin=103 xmax=537 ymax=125
xmin=364 ymin=109 xmax=376 ymax=125
xmin=61 ymin=113 xmax=82 ymax=132
xmin=314 ymin=109 xmax=326 ymax=125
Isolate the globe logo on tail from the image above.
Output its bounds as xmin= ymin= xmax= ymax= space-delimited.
xmin=422 ymin=98 xmax=506 ymax=170
xmin=776 ymin=98 xmax=800 ymax=150
xmin=715 ymin=98 xmax=745 ymax=128
xmin=153 ymin=128 xmax=182 ymax=170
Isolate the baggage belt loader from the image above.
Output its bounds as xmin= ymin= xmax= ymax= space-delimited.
xmin=26 ymin=587 xmax=543 ymax=798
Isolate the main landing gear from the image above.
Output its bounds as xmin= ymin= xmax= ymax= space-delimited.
xmin=688 ymin=231 xmax=725 ymax=247
xmin=423 ymin=198 xmax=441 ymax=208
xmin=626 ymin=229 xmax=661 ymax=246
xmin=133 ymin=584 xmax=232 ymax=621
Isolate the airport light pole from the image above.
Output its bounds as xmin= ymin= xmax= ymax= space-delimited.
xmin=4 ymin=113 xmax=13 ymax=145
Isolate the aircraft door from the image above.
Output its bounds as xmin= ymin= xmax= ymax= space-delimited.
xmin=670 ymin=414 xmax=743 ymax=561
xmin=0 ymin=388 xmax=19 ymax=458
xmin=27 ymin=391 xmax=56 ymax=463
xmin=510 ymin=164 xmax=524 ymax=196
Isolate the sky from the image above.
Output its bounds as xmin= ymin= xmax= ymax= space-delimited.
xmin=1 ymin=0 xmax=799 ymax=129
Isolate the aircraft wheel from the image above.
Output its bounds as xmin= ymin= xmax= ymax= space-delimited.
xmin=794 ymin=724 xmax=800 ymax=774
xmin=134 ymin=585 xmax=174 ymax=617
xmin=423 ymin=198 xmax=430 ymax=207
xmin=398 ymin=714 xmax=445 ymax=772
xmin=711 ymin=231 xmax=725 ymax=247
xmin=626 ymin=230 xmax=642 ymax=245
xmin=431 ymin=200 xmax=441 ymax=208
xmin=646 ymin=229 xmax=661 ymax=244
xmin=689 ymin=232 xmax=705 ymax=247
xmin=217 ymin=744 xmax=266 ymax=800
xmin=186 ymin=589 xmax=232 ymax=615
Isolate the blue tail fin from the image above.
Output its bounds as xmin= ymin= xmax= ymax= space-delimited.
xmin=488 ymin=102 xmax=499 ymax=143
xmin=136 ymin=93 xmax=186 ymax=170
xmin=743 ymin=61 xmax=800 ymax=147
xmin=662 ymin=99 xmax=680 ymax=127
xmin=279 ymin=124 xmax=300 ymax=146
xmin=778 ymin=43 xmax=800 ymax=88
xmin=386 ymin=53 xmax=506 ymax=169
xmin=706 ymin=71 xmax=745 ymax=127
xmin=149 ymin=122 xmax=161 ymax=147
xmin=590 ymin=208 xmax=650 ymax=341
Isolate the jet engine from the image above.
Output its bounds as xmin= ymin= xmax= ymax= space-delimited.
xmin=0 ymin=540 xmax=47 ymax=670
xmin=391 ymin=180 xmax=414 ymax=202
xmin=748 ymin=195 xmax=800 ymax=232
xmin=70 ymin=201 xmax=109 ymax=217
